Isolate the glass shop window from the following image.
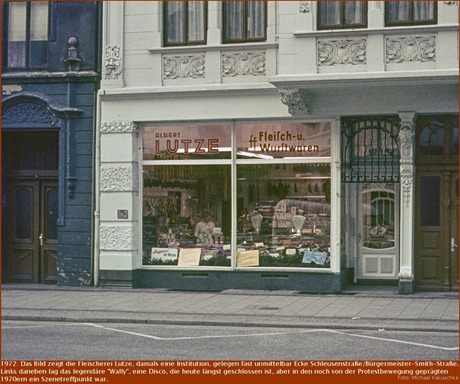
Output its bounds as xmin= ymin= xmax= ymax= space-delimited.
xmin=142 ymin=121 xmax=332 ymax=269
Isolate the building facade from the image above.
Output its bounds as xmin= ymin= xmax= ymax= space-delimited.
xmin=1 ymin=1 xmax=101 ymax=285
xmin=96 ymin=1 xmax=458 ymax=293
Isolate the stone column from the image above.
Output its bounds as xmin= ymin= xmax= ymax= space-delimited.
xmin=398 ymin=112 xmax=416 ymax=294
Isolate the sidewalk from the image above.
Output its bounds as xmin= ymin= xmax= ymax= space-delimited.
xmin=1 ymin=284 xmax=458 ymax=332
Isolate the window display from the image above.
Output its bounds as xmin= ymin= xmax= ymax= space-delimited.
xmin=236 ymin=164 xmax=331 ymax=268
xmin=142 ymin=121 xmax=332 ymax=269
xmin=142 ymin=164 xmax=232 ymax=266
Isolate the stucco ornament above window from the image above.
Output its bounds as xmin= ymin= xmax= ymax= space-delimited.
xmin=104 ymin=45 xmax=123 ymax=80
xmin=163 ymin=55 xmax=205 ymax=80
xmin=386 ymin=37 xmax=436 ymax=64
xmin=3 ymin=103 xmax=59 ymax=126
xmin=279 ymin=89 xmax=311 ymax=116
xmin=318 ymin=39 xmax=367 ymax=66
xmin=222 ymin=52 xmax=266 ymax=77
xmin=100 ymin=121 xmax=138 ymax=134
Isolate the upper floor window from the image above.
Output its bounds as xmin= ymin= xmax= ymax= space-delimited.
xmin=164 ymin=1 xmax=207 ymax=46
xmin=223 ymin=1 xmax=266 ymax=43
xmin=386 ymin=1 xmax=437 ymax=26
xmin=4 ymin=1 xmax=49 ymax=69
xmin=317 ymin=1 xmax=367 ymax=30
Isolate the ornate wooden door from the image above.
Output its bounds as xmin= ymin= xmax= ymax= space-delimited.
xmin=414 ymin=115 xmax=458 ymax=291
xmin=7 ymin=179 xmax=58 ymax=283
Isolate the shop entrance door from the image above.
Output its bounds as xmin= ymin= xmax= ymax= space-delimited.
xmin=356 ymin=183 xmax=400 ymax=281
xmin=7 ymin=179 xmax=58 ymax=283
xmin=415 ymin=171 xmax=458 ymax=291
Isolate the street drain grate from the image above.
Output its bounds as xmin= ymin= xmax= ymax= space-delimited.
xmin=258 ymin=306 xmax=280 ymax=310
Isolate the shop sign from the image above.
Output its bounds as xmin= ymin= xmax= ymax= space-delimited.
xmin=151 ymin=247 xmax=178 ymax=262
xmin=143 ymin=124 xmax=232 ymax=160
xmin=237 ymin=122 xmax=331 ymax=158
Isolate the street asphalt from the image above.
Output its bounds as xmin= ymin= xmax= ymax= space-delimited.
xmin=1 ymin=284 xmax=458 ymax=332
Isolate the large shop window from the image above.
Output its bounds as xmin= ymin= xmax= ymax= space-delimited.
xmin=142 ymin=121 xmax=332 ymax=269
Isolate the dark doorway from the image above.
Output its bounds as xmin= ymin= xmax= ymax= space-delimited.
xmin=2 ymin=132 xmax=59 ymax=283
xmin=415 ymin=115 xmax=458 ymax=291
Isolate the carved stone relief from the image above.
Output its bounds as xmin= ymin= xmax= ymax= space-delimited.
xmin=318 ymin=39 xmax=367 ymax=66
xmin=400 ymin=168 xmax=413 ymax=208
xmin=104 ymin=45 xmax=123 ymax=80
xmin=100 ymin=121 xmax=138 ymax=134
xmin=399 ymin=122 xmax=415 ymax=163
xmin=386 ymin=36 xmax=436 ymax=63
xmin=100 ymin=225 xmax=137 ymax=250
xmin=163 ymin=55 xmax=205 ymax=80
xmin=2 ymin=103 xmax=59 ymax=126
xmin=299 ymin=2 xmax=311 ymax=13
xmin=222 ymin=52 xmax=266 ymax=77
xmin=101 ymin=165 xmax=138 ymax=192
xmin=279 ymin=89 xmax=311 ymax=116
xmin=399 ymin=114 xmax=415 ymax=207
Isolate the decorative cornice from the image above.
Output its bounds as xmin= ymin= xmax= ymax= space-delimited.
xmin=318 ymin=39 xmax=367 ymax=66
xmin=222 ymin=52 xmax=266 ymax=77
xmin=100 ymin=121 xmax=138 ymax=134
xmin=2 ymin=92 xmax=83 ymax=120
xmin=386 ymin=36 xmax=436 ymax=64
xmin=279 ymin=89 xmax=311 ymax=116
xmin=2 ymin=102 xmax=60 ymax=126
xmin=163 ymin=55 xmax=205 ymax=80
xmin=101 ymin=165 xmax=138 ymax=192
xmin=104 ymin=45 xmax=123 ymax=80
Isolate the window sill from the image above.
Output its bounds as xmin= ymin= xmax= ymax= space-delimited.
xmin=148 ymin=42 xmax=278 ymax=54
xmin=293 ymin=24 xmax=459 ymax=38
xmin=141 ymin=265 xmax=333 ymax=273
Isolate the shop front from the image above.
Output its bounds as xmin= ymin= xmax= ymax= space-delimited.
xmin=134 ymin=120 xmax=342 ymax=292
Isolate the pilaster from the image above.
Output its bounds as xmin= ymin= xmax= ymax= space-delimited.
xmin=398 ymin=112 xmax=416 ymax=294
xmin=101 ymin=2 xmax=124 ymax=88
xmin=99 ymin=120 xmax=140 ymax=272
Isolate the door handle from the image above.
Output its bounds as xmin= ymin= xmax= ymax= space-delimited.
xmin=451 ymin=238 xmax=458 ymax=253
xmin=39 ymin=233 xmax=44 ymax=246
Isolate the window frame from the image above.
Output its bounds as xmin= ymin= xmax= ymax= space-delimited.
xmin=385 ymin=1 xmax=438 ymax=27
xmin=317 ymin=1 xmax=368 ymax=30
xmin=163 ymin=1 xmax=208 ymax=47
xmin=140 ymin=120 xmax=334 ymax=271
xmin=222 ymin=1 xmax=267 ymax=44
xmin=416 ymin=114 xmax=459 ymax=162
xmin=3 ymin=1 xmax=50 ymax=70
